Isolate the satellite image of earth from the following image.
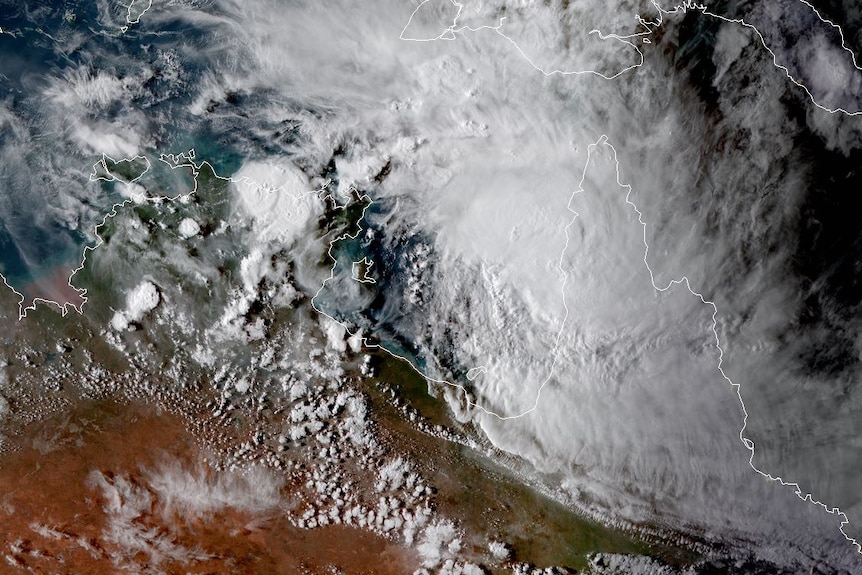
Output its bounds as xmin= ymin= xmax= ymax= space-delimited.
xmin=2 ymin=0 xmax=862 ymax=573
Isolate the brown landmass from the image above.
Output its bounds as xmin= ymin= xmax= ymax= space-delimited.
xmin=18 ymin=265 xmax=86 ymax=314
xmin=0 ymin=400 xmax=418 ymax=574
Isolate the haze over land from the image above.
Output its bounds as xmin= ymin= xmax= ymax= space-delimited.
xmin=1 ymin=0 xmax=862 ymax=572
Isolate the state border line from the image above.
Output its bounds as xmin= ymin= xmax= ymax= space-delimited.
xmin=0 ymin=0 xmax=858 ymax=556
xmin=311 ymin=135 xmax=862 ymax=554
xmin=402 ymin=0 xmax=862 ymax=115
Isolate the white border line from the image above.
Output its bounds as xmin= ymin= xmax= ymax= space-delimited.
xmin=396 ymin=3 xmax=862 ymax=549
xmin=690 ymin=0 xmax=862 ymax=116
xmin=607 ymin=135 xmax=862 ymax=554
xmin=4 ymin=141 xmax=855 ymax=555
xmin=0 ymin=0 xmax=857 ymax=554
xmin=310 ymin=166 xmax=584 ymax=420
xmin=2 ymin=150 xmax=340 ymax=320
xmin=121 ymin=0 xmax=153 ymax=33
xmin=400 ymin=0 xmax=655 ymax=80
xmin=0 ymin=154 xmax=154 ymax=319
xmin=311 ymin=135 xmax=862 ymax=554
xmin=403 ymin=0 xmax=862 ymax=114
xmin=0 ymin=152 xmax=193 ymax=319
xmin=351 ymin=257 xmax=377 ymax=284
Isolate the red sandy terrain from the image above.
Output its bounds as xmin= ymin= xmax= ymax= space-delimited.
xmin=0 ymin=401 xmax=418 ymax=574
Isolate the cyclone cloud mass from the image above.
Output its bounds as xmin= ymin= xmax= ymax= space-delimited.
xmin=2 ymin=0 xmax=862 ymax=572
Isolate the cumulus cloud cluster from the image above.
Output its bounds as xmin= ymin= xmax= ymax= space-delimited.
xmin=87 ymin=460 xmax=282 ymax=573
xmin=110 ymin=280 xmax=160 ymax=331
xmin=7 ymin=0 xmax=862 ymax=568
xmin=159 ymin=0 xmax=862 ymax=566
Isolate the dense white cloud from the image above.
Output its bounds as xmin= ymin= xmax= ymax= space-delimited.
xmin=111 ymin=280 xmax=160 ymax=331
xmin=232 ymin=159 xmax=322 ymax=246
xmin=8 ymin=0 xmax=862 ymax=568
xmin=187 ymin=0 xmax=862 ymax=565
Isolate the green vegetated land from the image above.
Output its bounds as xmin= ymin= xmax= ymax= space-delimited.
xmin=368 ymin=351 xmax=698 ymax=572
